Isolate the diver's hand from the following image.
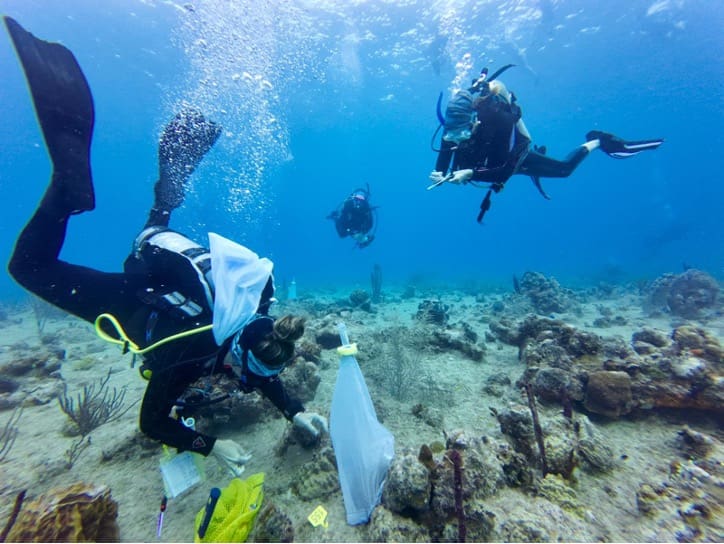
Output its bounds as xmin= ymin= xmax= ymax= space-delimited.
xmin=429 ymin=170 xmax=446 ymax=184
xmin=427 ymin=170 xmax=454 ymax=190
xmin=293 ymin=411 xmax=329 ymax=440
xmin=449 ymin=169 xmax=473 ymax=184
xmin=212 ymin=438 xmax=252 ymax=477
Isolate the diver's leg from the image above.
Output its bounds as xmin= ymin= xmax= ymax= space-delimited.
xmin=4 ymin=16 xmax=95 ymax=216
xmin=8 ymin=208 xmax=145 ymax=325
xmin=146 ymin=109 xmax=222 ymax=227
xmin=517 ymin=145 xmax=592 ymax=178
xmin=5 ymin=17 xmax=144 ymax=325
xmin=519 ymin=129 xmax=664 ymax=178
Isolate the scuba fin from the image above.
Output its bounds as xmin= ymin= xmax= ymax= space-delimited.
xmin=586 ymin=130 xmax=664 ymax=159
xmin=4 ymin=16 xmax=95 ymax=215
xmin=155 ymin=109 xmax=222 ymax=212
xmin=529 ymin=146 xmax=551 ymax=199
xmin=476 ymin=189 xmax=494 ymax=223
xmin=530 ymin=175 xmax=551 ymax=200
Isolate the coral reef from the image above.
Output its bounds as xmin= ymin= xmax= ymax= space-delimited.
xmin=314 ymin=325 xmax=341 ymax=349
xmin=249 ymin=501 xmax=294 ymax=542
xmin=584 ymin=371 xmax=633 ymax=418
xmin=635 ymin=431 xmax=723 ymax=542
xmin=382 ymin=448 xmax=431 ymax=513
xmin=373 ymin=424 xmax=613 ymax=541
xmin=536 ymin=473 xmax=587 ymax=517
xmin=492 ymin=405 xmax=614 ymax=480
xmin=644 ymin=269 xmax=720 ymax=318
xmin=415 ymin=300 xmax=450 ymax=325
xmin=368 ymin=507 xmax=430 ymax=542
xmin=290 ymin=445 xmax=339 ymax=500
xmin=380 ymin=433 xmax=502 ymax=541
xmin=0 ymin=345 xmax=65 ymax=411
xmin=517 ymin=271 xmax=576 ymax=315
xmin=4 ymin=482 xmax=119 ymax=542
xmin=277 ymin=359 xmax=321 ymax=404
xmin=491 ymin=489 xmax=598 ymax=542
xmin=490 ymin=315 xmax=724 ymax=417
xmin=428 ymin=327 xmax=485 ymax=362
xmin=349 ymin=289 xmax=372 ymax=311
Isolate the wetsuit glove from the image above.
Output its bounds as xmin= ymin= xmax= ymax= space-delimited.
xmin=293 ymin=411 xmax=329 ymax=440
xmin=449 ymin=169 xmax=473 ymax=184
xmin=429 ymin=171 xmax=446 ymax=184
xmin=212 ymin=438 xmax=252 ymax=477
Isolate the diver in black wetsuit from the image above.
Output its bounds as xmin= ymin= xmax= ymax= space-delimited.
xmin=327 ymin=186 xmax=377 ymax=249
xmin=430 ymin=66 xmax=665 ymax=222
xmin=4 ymin=17 xmax=327 ymax=476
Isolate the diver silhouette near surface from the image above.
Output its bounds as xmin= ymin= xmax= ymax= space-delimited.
xmin=430 ymin=65 xmax=665 ymax=222
xmin=4 ymin=16 xmax=328 ymax=477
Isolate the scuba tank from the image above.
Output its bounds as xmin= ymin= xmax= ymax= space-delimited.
xmin=431 ymin=64 xmax=516 ymax=151
xmin=441 ymin=89 xmax=475 ymax=144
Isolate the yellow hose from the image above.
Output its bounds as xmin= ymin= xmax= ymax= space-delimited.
xmin=94 ymin=313 xmax=212 ymax=355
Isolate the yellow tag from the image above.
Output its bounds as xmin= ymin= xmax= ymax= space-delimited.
xmin=308 ymin=505 xmax=329 ymax=528
xmin=336 ymin=343 xmax=358 ymax=357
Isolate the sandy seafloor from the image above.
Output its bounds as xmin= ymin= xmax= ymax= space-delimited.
xmin=0 ymin=278 xmax=722 ymax=543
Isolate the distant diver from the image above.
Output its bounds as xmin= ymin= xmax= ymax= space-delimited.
xmin=429 ymin=65 xmax=664 ymax=222
xmin=327 ymin=185 xmax=378 ymax=249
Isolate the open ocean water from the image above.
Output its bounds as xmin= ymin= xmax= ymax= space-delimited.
xmin=0 ymin=0 xmax=722 ymax=296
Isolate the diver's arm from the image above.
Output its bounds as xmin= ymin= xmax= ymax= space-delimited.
xmin=470 ymin=162 xmax=516 ymax=183
xmin=435 ymin=139 xmax=456 ymax=174
xmin=139 ymin=370 xmax=217 ymax=456
xmin=257 ymin=377 xmax=305 ymax=420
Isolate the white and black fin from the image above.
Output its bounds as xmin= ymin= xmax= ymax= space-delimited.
xmin=587 ymin=130 xmax=664 ymax=159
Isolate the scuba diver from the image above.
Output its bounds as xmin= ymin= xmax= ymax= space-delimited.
xmin=429 ymin=65 xmax=664 ymax=222
xmin=327 ymin=185 xmax=377 ymax=249
xmin=4 ymin=16 xmax=328 ymax=477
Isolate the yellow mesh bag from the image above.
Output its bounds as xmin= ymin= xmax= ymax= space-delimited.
xmin=194 ymin=473 xmax=265 ymax=543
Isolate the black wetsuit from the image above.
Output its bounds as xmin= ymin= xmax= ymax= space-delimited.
xmin=331 ymin=197 xmax=373 ymax=238
xmin=435 ymin=95 xmax=590 ymax=185
xmin=8 ymin=208 xmax=303 ymax=456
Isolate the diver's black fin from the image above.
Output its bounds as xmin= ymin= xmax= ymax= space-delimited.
xmin=4 ymin=16 xmax=95 ymax=214
xmin=587 ymin=130 xmax=664 ymax=159
xmin=476 ymin=189 xmax=493 ymax=223
xmin=154 ymin=108 xmax=222 ymax=211
xmin=530 ymin=176 xmax=551 ymax=200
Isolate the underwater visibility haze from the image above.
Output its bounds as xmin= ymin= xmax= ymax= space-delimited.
xmin=0 ymin=0 xmax=721 ymax=295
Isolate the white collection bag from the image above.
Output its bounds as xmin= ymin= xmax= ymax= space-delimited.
xmin=330 ymin=323 xmax=394 ymax=525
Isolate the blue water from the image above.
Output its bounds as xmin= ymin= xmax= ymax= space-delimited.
xmin=1 ymin=0 xmax=722 ymax=301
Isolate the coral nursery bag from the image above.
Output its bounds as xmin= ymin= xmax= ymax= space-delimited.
xmin=330 ymin=323 xmax=395 ymax=525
